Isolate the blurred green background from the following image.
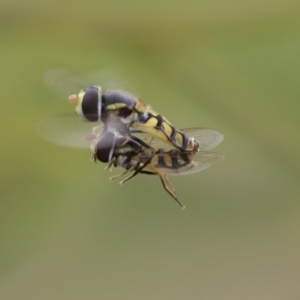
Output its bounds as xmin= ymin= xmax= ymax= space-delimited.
xmin=1 ymin=0 xmax=300 ymax=299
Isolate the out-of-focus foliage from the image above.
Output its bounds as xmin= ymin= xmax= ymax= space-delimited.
xmin=1 ymin=0 xmax=300 ymax=299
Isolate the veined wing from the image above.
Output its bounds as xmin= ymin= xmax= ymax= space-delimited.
xmin=138 ymin=150 xmax=224 ymax=176
xmin=132 ymin=127 xmax=224 ymax=151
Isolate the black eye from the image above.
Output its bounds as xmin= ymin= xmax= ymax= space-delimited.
xmin=95 ymin=132 xmax=127 ymax=163
xmin=82 ymin=87 xmax=101 ymax=122
xmin=95 ymin=132 xmax=114 ymax=163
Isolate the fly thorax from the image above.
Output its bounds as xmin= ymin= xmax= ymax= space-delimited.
xmin=117 ymin=155 xmax=126 ymax=165
xmin=116 ymin=155 xmax=133 ymax=170
xmin=103 ymin=91 xmax=136 ymax=111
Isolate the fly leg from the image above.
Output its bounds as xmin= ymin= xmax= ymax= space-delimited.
xmin=92 ymin=124 xmax=104 ymax=135
xmin=105 ymin=157 xmax=116 ymax=171
xmin=159 ymin=174 xmax=185 ymax=209
xmin=107 ymin=133 xmax=117 ymax=163
xmin=131 ymin=136 xmax=156 ymax=152
xmin=109 ymin=166 xmax=135 ymax=181
xmin=86 ymin=125 xmax=104 ymax=141
xmin=119 ymin=157 xmax=153 ymax=185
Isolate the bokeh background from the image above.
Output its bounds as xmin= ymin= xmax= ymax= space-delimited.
xmin=1 ymin=1 xmax=300 ymax=299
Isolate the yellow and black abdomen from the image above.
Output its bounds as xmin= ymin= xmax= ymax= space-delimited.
xmin=149 ymin=149 xmax=197 ymax=175
xmin=134 ymin=111 xmax=199 ymax=152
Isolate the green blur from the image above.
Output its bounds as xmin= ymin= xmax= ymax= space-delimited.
xmin=1 ymin=0 xmax=300 ymax=299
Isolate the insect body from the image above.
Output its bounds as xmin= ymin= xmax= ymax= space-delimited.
xmin=90 ymin=128 xmax=224 ymax=209
xmin=40 ymin=71 xmax=224 ymax=209
xmin=69 ymin=86 xmax=199 ymax=152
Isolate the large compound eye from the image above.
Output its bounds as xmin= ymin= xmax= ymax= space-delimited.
xmin=95 ymin=132 xmax=127 ymax=163
xmin=75 ymin=86 xmax=102 ymax=122
xmin=95 ymin=132 xmax=114 ymax=163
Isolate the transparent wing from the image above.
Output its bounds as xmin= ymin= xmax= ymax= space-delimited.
xmin=138 ymin=150 xmax=224 ymax=176
xmin=44 ymin=68 xmax=128 ymax=98
xmin=170 ymin=151 xmax=224 ymax=175
xmin=36 ymin=116 xmax=132 ymax=151
xmin=132 ymin=127 xmax=224 ymax=151
xmin=40 ymin=68 xmax=129 ymax=148
xmin=182 ymin=128 xmax=224 ymax=150
xmin=36 ymin=116 xmax=94 ymax=148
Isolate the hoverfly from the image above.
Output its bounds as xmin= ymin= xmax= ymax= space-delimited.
xmin=89 ymin=127 xmax=224 ymax=209
xmin=68 ymin=86 xmax=200 ymax=152
xmin=37 ymin=116 xmax=223 ymax=208
xmin=40 ymin=70 xmax=224 ymax=208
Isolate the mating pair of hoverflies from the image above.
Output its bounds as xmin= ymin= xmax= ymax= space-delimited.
xmin=64 ymin=85 xmax=224 ymax=209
